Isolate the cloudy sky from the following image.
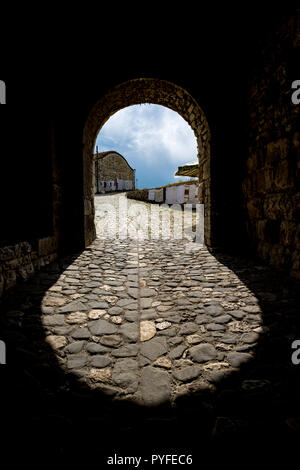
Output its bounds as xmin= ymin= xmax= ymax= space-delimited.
xmin=94 ymin=104 xmax=198 ymax=188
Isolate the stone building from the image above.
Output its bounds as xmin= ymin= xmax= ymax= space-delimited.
xmin=94 ymin=151 xmax=135 ymax=193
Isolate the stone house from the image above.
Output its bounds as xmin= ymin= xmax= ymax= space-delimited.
xmin=94 ymin=151 xmax=135 ymax=193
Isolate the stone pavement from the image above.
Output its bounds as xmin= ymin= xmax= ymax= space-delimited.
xmin=1 ymin=193 xmax=300 ymax=455
xmin=32 ymin=192 xmax=260 ymax=405
xmin=36 ymin=237 xmax=265 ymax=406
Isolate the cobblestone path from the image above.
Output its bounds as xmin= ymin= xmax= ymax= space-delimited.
xmin=23 ymin=193 xmax=259 ymax=405
xmin=37 ymin=237 xmax=265 ymax=405
xmin=1 ymin=193 xmax=300 ymax=455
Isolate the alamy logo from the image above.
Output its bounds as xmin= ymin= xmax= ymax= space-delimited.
xmin=291 ymin=80 xmax=300 ymax=105
xmin=0 ymin=80 xmax=6 ymax=104
xmin=0 ymin=340 xmax=6 ymax=364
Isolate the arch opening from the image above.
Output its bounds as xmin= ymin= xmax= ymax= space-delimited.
xmin=83 ymin=78 xmax=211 ymax=246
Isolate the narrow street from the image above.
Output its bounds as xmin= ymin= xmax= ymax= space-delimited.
xmin=91 ymin=193 xmax=264 ymax=405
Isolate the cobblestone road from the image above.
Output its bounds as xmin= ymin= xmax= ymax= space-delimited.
xmin=1 ymin=193 xmax=300 ymax=452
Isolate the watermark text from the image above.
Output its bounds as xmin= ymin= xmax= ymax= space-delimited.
xmin=0 ymin=80 xmax=6 ymax=104
xmin=291 ymin=340 xmax=300 ymax=365
xmin=291 ymin=80 xmax=300 ymax=105
xmin=95 ymin=199 xmax=204 ymax=245
xmin=0 ymin=340 xmax=6 ymax=364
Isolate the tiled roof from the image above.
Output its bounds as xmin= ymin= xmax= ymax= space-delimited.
xmin=175 ymin=163 xmax=199 ymax=177
xmin=94 ymin=151 xmax=135 ymax=171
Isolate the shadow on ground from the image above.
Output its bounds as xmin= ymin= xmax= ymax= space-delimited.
xmin=1 ymin=247 xmax=300 ymax=465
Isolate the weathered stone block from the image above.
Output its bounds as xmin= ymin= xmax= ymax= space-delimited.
xmin=266 ymin=138 xmax=289 ymax=165
xmin=264 ymin=168 xmax=274 ymax=191
xmin=246 ymin=153 xmax=257 ymax=172
xmin=38 ymin=236 xmax=56 ymax=256
xmin=5 ymin=270 xmax=17 ymax=290
xmin=141 ymin=366 xmax=171 ymax=406
xmin=256 ymin=220 xmax=267 ymax=239
xmin=247 ymin=199 xmax=262 ymax=220
xmin=274 ymin=160 xmax=292 ymax=189
xmin=280 ymin=221 xmax=297 ymax=246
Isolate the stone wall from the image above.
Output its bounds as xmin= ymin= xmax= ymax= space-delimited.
xmin=0 ymin=236 xmax=57 ymax=297
xmin=95 ymin=151 xmax=135 ymax=188
xmin=243 ymin=9 xmax=300 ymax=277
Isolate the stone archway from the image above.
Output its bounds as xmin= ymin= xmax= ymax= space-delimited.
xmin=83 ymin=78 xmax=211 ymax=246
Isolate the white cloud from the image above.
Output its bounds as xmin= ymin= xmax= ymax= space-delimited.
xmin=95 ymin=104 xmax=198 ymax=188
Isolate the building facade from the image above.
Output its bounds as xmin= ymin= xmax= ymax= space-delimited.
xmin=94 ymin=151 xmax=135 ymax=193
